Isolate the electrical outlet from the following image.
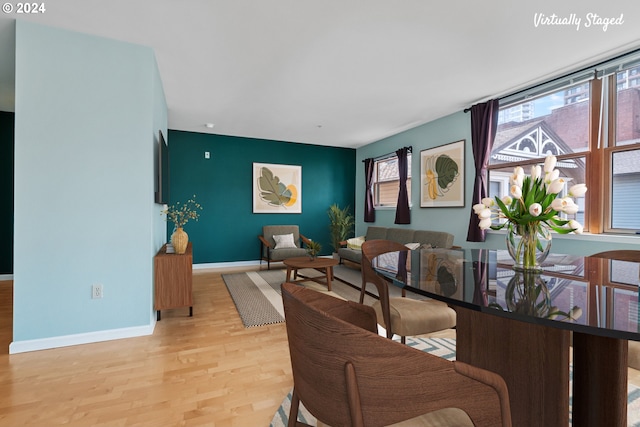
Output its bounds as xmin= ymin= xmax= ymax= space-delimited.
xmin=92 ymin=284 xmax=103 ymax=299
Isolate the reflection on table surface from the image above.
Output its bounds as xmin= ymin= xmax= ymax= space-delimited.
xmin=371 ymin=247 xmax=640 ymax=340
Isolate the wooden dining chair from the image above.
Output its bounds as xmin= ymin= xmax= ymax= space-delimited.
xmin=360 ymin=239 xmax=456 ymax=344
xmin=591 ymin=250 xmax=640 ymax=370
xmin=281 ymin=282 xmax=512 ymax=427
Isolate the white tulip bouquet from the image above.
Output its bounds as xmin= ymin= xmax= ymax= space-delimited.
xmin=473 ymin=155 xmax=587 ymax=235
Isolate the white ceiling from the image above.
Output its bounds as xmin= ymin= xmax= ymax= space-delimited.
xmin=1 ymin=1 xmax=639 ymax=148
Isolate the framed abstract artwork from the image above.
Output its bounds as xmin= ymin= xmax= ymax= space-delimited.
xmin=253 ymin=163 xmax=302 ymax=213
xmin=420 ymin=140 xmax=465 ymax=207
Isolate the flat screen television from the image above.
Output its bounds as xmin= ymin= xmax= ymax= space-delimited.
xmin=155 ymin=130 xmax=170 ymax=204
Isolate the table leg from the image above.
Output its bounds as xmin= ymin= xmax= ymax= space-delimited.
xmin=285 ymin=267 xmax=293 ymax=282
xmin=572 ymin=332 xmax=628 ymax=427
xmin=326 ymin=266 xmax=333 ymax=291
xmin=456 ymin=308 xmax=570 ymax=427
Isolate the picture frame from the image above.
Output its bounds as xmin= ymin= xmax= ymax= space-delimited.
xmin=420 ymin=140 xmax=465 ymax=207
xmin=253 ymin=162 xmax=302 ymax=213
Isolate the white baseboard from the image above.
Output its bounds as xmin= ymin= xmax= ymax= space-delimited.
xmin=9 ymin=322 xmax=156 ymax=354
xmin=0 ymin=274 xmax=13 ymax=281
xmin=193 ymin=260 xmax=262 ymax=270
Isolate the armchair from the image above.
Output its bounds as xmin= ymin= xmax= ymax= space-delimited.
xmin=281 ymin=282 xmax=512 ymax=427
xmin=259 ymin=225 xmax=311 ymax=269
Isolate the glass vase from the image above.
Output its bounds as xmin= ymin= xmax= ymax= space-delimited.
xmin=506 ymin=221 xmax=551 ymax=272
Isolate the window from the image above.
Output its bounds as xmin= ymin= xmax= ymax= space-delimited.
xmin=487 ymin=53 xmax=640 ymax=234
xmin=373 ymin=154 xmax=411 ymax=207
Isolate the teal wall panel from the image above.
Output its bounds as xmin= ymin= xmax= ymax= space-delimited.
xmin=0 ymin=111 xmax=13 ymax=274
xmin=167 ymin=130 xmax=356 ymax=264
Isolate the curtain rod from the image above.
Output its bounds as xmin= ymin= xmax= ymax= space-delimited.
xmin=362 ymin=146 xmax=412 ymax=162
xmin=463 ymin=47 xmax=640 ymax=113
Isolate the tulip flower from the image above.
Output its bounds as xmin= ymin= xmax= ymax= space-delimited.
xmin=531 ymin=165 xmax=542 ymax=181
xmin=510 ymin=184 xmax=522 ymax=199
xmin=563 ymin=199 xmax=579 ymax=215
xmin=481 ymin=197 xmax=495 ymax=207
xmin=478 ymin=218 xmax=492 ymax=230
xmin=529 ymin=203 xmax=542 ymax=217
xmin=568 ymin=183 xmax=588 ymax=198
xmin=510 ymin=172 xmax=524 ymax=187
xmin=473 ymin=203 xmax=485 ymax=214
xmin=550 ymin=198 xmax=566 ymax=212
xmin=544 ymin=169 xmax=559 ymax=185
xmin=501 ymin=195 xmax=513 ymax=206
xmin=478 ymin=208 xmax=492 ymax=219
xmin=568 ymin=219 xmax=583 ymax=234
xmin=544 ymin=155 xmax=557 ymax=172
xmin=546 ymin=178 xmax=565 ymax=195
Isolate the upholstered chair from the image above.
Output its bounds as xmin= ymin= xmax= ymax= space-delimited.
xmin=258 ymin=225 xmax=311 ymax=269
xmin=360 ymin=239 xmax=456 ymax=343
xmin=281 ymin=282 xmax=512 ymax=427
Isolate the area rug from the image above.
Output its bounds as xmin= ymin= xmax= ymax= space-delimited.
xmin=222 ymin=265 xmax=410 ymax=328
xmin=269 ymin=336 xmax=640 ymax=426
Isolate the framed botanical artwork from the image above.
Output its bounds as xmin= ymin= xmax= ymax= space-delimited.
xmin=420 ymin=140 xmax=465 ymax=207
xmin=253 ymin=163 xmax=302 ymax=213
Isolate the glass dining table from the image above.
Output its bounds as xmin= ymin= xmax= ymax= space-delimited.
xmin=372 ymin=247 xmax=640 ymax=427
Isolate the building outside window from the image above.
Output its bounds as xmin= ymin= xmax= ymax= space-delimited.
xmin=487 ymin=59 xmax=640 ymax=233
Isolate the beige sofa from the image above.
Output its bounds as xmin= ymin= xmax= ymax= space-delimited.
xmin=338 ymin=226 xmax=455 ymax=265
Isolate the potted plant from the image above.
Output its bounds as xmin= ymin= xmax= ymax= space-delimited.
xmin=162 ymin=195 xmax=203 ymax=254
xmin=305 ymin=240 xmax=322 ymax=260
xmin=327 ymin=204 xmax=355 ymax=257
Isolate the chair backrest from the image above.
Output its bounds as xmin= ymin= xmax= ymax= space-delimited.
xmin=281 ymin=282 xmax=512 ymax=427
xmin=591 ymin=250 xmax=640 ymax=262
xmin=361 ymin=239 xmax=409 ymax=329
xmin=262 ymin=225 xmax=301 ymax=249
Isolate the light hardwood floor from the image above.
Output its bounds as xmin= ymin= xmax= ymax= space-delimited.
xmin=1 ymin=268 xmax=639 ymax=426
xmin=0 ymin=268 xmax=293 ymax=427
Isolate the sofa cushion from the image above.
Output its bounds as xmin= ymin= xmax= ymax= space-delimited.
xmin=365 ymin=227 xmax=389 ymax=240
xmin=385 ymin=228 xmax=415 ymax=245
xmin=413 ymin=230 xmax=454 ymax=249
xmin=273 ymin=233 xmax=297 ymax=249
xmin=346 ymin=236 xmax=366 ymax=250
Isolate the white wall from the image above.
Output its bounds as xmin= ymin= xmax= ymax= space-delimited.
xmin=11 ymin=21 xmax=167 ymax=352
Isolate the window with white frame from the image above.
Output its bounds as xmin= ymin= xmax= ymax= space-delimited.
xmin=373 ymin=154 xmax=412 ymax=207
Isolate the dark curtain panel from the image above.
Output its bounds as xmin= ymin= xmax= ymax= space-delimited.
xmin=466 ymin=99 xmax=499 ymax=242
xmin=364 ymin=158 xmax=375 ymax=222
xmin=394 ymin=147 xmax=411 ymax=224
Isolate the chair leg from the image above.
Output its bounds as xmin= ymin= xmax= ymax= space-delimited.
xmin=289 ymin=388 xmax=301 ymax=427
xmin=401 ymin=336 xmax=406 ymax=344
xmin=359 ymin=279 xmax=366 ymax=304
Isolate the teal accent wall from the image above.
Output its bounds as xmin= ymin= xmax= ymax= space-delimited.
xmin=167 ymin=130 xmax=356 ymax=263
xmin=0 ymin=111 xmax=13 ymax=274
xmin=12 ymin=21 xmax=167 ymax=344
xmin=355 ymin=111 xmax=640 ymax=255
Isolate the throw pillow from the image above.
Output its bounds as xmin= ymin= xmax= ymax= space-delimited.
xmin=273 ymin=233 xmax=297 ymax=249
xmin=346 ymin=236 xmax=366 ymax=250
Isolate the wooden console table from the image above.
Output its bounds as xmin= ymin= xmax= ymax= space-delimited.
xmin=154 ymin=242 xmax=193 ymax=320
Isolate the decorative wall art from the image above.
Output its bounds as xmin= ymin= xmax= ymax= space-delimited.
xmin=420 ymin=140 xmax=465 ymax=207
xmin=253 ymin=163 xmax=302 ymax=213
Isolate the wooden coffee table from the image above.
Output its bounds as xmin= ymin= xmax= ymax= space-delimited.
xmin=283 ymin=256 xmax=339 ymax=291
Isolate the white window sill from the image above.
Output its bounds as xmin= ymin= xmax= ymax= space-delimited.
xmin=487 ymin=228 xmax=640 ymax=245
